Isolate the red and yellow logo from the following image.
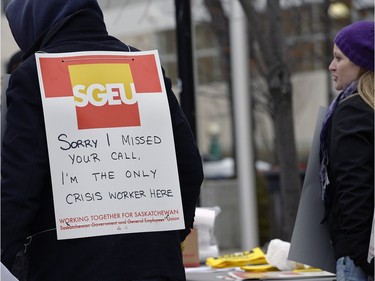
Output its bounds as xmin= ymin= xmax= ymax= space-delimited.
xmin=39 ymin=54 xmax=162 ymax=129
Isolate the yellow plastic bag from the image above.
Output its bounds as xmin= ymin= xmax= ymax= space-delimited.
xmin=240 ymin=264 xmax=279 ymax=272
xmin=206 ymin=247 xmax=267 ymax=268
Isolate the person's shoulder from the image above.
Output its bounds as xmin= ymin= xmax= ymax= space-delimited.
xmin=12 ymin=53 xmax=37 ymax=71
xmin=333 ymin=93 xmax=374 ymax=130
xmin=339 ymin=93 xmax=372 ymax=112
xmin=340 ymin=93 xmax=361 ymax=103
xmin=6 ymin=54 xmax=39 ymax=87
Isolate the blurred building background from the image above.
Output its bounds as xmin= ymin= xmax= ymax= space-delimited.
xmin=1 ymin=0 xmax=374 ymax=251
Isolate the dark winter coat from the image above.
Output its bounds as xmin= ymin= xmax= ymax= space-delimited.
xmin=326 ymin=93 xmax=374 ymax=276
xmin=1 ymin=2 xmax=203 ymax=280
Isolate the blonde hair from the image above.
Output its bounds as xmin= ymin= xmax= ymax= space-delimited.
xmin=357 ymin=71 xmax=374 ymax=110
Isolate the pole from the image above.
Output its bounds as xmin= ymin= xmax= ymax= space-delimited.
xmin=174 ymin=0 xmax=197 ymax=139
xmin=230 ymin=0 xmax=259 ymax=250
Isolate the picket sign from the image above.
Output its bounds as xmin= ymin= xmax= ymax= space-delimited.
xmin=36 ymin=51 xmax=184 ymax=240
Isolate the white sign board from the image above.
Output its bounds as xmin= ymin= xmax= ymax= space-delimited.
xmin=289 ymin=107 xmax=336 ymax=273
xmin=368 ymin=210 xmax=374 ymax=262
xmin=36 ymin=51 xmax=184 ymax=240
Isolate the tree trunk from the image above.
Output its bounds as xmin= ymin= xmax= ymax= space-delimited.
xmin=266 ymin=0 xmax=301 ymax=241
xmin=269 ymin=64 xmax=301 ymax=240
xmin=204 ymin=0 xmax=302 ymax=241
xmin=202 ymin=0 xmax=231 ymax=81
xmin=239 ymin=0 xmax=302 ymax=240
xmin=202 ymin=0 xmax=237 ymax=172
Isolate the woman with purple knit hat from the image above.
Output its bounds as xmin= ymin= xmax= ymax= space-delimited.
xmin=320 ymin=21 xmax=374 ymax=280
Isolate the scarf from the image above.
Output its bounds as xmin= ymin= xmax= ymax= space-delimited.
xmin=319 ymin=81 xmax=358 ymax=203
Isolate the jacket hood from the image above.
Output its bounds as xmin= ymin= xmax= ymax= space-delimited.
xmin=5 ymin=0 xmax=103 ymax=52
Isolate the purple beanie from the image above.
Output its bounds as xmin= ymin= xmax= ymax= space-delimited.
xmin=334 ymin=21 xmax=374 ymax=72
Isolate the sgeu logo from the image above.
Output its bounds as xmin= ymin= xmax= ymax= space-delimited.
xmin=69 ymin=63 xmax=140 ymax=129
xmin=39 ymin=53 xmax=163 ymax=130
xmin=73 ymin=83 xmax=137 ymax=107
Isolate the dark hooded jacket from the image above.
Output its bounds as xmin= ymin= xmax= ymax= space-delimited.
xmin=325 ymin=94 xmax=374 ymax=276
xmin=1 ymin=0 xmax=203 ymax=280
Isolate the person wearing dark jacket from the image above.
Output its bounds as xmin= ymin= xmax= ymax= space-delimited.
xmin=1 ymin=0 xmax=203 ymax=280
xmin=320 ymin=21 xmax=374 ymax=280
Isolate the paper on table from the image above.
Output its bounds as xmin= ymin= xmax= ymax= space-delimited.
xmin=228 ymin=269 xmax=335 ymax=280
xmin=288 ymin=107 xmax=336 ymax=273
